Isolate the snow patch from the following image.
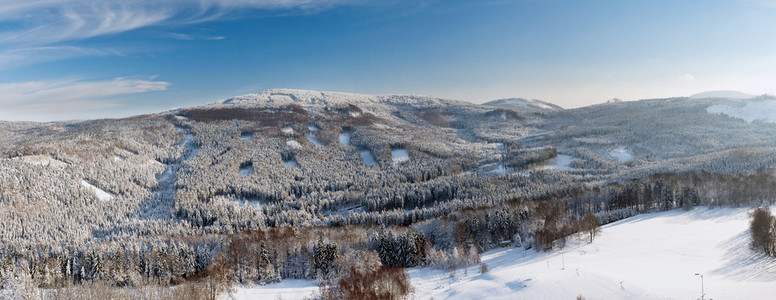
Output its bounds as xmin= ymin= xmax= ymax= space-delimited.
xmin=237 ymin=198 xmax=261 ymax=208
xmin=240 ymin=132 xmax=253 ymax=141
xmin=608 ymin=147 xmax=633 ymax=163
xmin=305 ymin=133 xmax=324 ymax=147
xmin=287 ymin=140 xmax=302 ymax=149
xmin=281 ymin=126 xmax=295 ymax=135
xmin=284 ymin=159 xmax=298 ymax=167
xmin=707 ymin=100 xmax=776 ymax=123
xmin=307 ymin=124 xmax=320 ymax=131
xmin=391 ymin=148 xmax=410 ymax=165
xmin=339 ymin=131 xmax=351 ymax=146
xmin=538 ymin=154 xmax=575 ymax=170
xmin=239 ymin=163 xmax=254 ymax=176
xmin=227 ymin=279 xmax=318 ymax=300
xmin=80 ymin=180 xmax=113 ymax=202
xmin=360 ymin=150 xmax=377 ymax=167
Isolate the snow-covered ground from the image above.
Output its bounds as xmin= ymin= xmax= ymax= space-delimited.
xmin=411 ymin=207 xmax=775 ymax=300
xmin=229 ymin=207 xmax=776 ymax=300
xmin=240 ymin=132 xmax=253 ymax=141
xmin=282 ymin=126 xmax=295 ymax=135
xmin=360 ymin=150 xmax=377 ymax=166
xmin=287 ymin=140 xmax=302 ymax=149
xmin=305 ymin=133 xmax=324 ymax=147
xmin=391 ymin=148 xmax=410 ymax=165
xmin=339 ymin=132 xmax=351 ymax=146
xmin=239 ymin=164 xmax=254 ymax=176
xmin=538 ymin=154 xmax=575 ymax=170
xmin=80 ymin=180 xmax=113 ymax=202
xmin=608 ymin=147 xmax=634 ymax=163
xmin=707 ymin=100 xmax=776 ymax=123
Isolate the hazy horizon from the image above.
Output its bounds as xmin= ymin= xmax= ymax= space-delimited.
xmin=2 ymin=0 xmax=776 ymax=121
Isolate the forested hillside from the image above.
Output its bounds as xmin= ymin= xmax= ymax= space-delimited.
xmin=1 ymin=89 xmax=775 ymax=299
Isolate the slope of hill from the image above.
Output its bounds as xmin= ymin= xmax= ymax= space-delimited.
xmin=227 ymin=206 xmax=776 ymax=300
xmin=2 ymin=89 xmax=776 ymax=298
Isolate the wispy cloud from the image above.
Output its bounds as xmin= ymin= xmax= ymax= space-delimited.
xmin=0 ymin=77 xmax=170 ymax=121
xmin=0 ymin=0 xmax=360 ymax=45
xmin=0 ymin=0 xmax=361 ymax=69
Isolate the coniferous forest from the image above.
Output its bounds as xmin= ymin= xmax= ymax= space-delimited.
xmin=2 ymin=89 xmax=776 ymax=299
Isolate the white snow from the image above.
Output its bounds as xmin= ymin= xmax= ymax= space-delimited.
xmin=538 ymin=154 xmax=575 ymax=170
xmin=500 ymin=112 xmax=507 ymax=120
xmin=305 ymin=133 xmax=324 ymax=147
xmin=12 ymin=155 xmax=67 ymax=167
xmin=283 ymin=159 xmax=298 ymax=167
xmin=225 ymin=279 xmax=318 ymax=300
xmin=608 ymin=147 xmax=634 ymax=163
xmin=281 ymin=126 xmax=295 ymax=135
xmin=237 ymin=198 xmax=261 ymax=208
xmin=339 ymin=132 xmax=351 ymax=146
xmin=240 ymin=132 xmax=253 ymax=141
xmin=239 ymin=164 xmax=254 ymax=176
xmin=287 ymin=140 xmax=302 ymax=149
xmin=360 ymin=150 xmax=377 ymax=167
xmin=307 ymin=124 xmax=320 ymax=131
xmin=80 ymin=180 xmax=113 ymax=202
xmin=409 ymin=207 xmax=776 ymax=300
xmin=221 ymin=207 xmax=776 ymax=300
xmin=391 ymin=148 xmax=410 ymax=165
xmin=707 ymin=100 xmax=776 ymax=123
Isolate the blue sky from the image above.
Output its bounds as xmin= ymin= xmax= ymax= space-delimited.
xmin=1 ymin=0 xmax=775 ymax=121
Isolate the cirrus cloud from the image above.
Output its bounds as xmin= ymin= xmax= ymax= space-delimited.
xmin=0 ymin=77 xmax=170 ymax=121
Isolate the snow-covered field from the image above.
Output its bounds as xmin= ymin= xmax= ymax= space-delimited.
xmin=707 ymin=100 xmax=776 ymax=123
xmin=391 ymin=148 xmax=410 ymax=165
xmin=339 ymin=132 xmax=351 ymax=146
xmin=360 ymin=150 xmax=377 ymax=166
xmin=539 ymin=154 xmax=575 ymax=170
xmin=80 ymin=180 xmax=113 ymax=201
xmin=229 ymin=207 xmax=776 ymax=300
xmin=608 ymin=147 xmax=634 ymax=163
xmin=305 ymin=133 xmax=324 ymax=147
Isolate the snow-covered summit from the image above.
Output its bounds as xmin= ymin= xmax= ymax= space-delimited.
xmin=483 ymin=97 xmax=562 ymax=111
xmin=217 ymin=89 xmax=462 ymax=107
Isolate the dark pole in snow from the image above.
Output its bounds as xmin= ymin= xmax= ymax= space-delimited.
xmin=694 ymin=273 xmax=704 ymax=300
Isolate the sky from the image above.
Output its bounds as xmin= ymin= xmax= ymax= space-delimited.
xmin=1 ymin=0 xmax=776 ymax=121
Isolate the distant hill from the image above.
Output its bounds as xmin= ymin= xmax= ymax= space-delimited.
xmin=482 ymin=98 xmax=563 ymax=111
xmin=689 ymin=90 xmax=753 ymax=99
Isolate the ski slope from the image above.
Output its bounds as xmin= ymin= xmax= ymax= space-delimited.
xmin=411 ymin=207 xmax=775 ymax=300
xmin=225 ymin=207 xmax=776 ymax=300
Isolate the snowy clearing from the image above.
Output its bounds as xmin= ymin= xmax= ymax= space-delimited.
xmin=391 ymin=148 xmax=410 ymax=165
xmin=224 ymin=279 xmax=318 ymax=300
xmin=240 ymin=132 xmax=253 ymax=141
xmin=608 ymin=147 xmax=634 ymax=163
xmin=283 ymin=159 xmax=299 ymax=167
xmin=287 ymin=140 xmax=302 ymax=149
xmin=339 ymin=131 xmax=351 ymax=146
xmin=410 ymin=206 xmax=776 ymax=300
xmin=80 ymin=180 xmax=113 ymax=202
xmin=360 ymin=150 xmax=377 ymax=167
xmin=232 ymin=207 xmax=776 ymax=300
xmin=12 ymin=155 xmax=67 ymax=167
xmin=538 ymin=154 xmax=575 ymax=170
xmin=305 ymin=133 xmax=324 ymax=147
xmin=707 ymin=100 xmax=776 ymax=123
xmin=239 ymin=164 xmax=254 ymax=176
